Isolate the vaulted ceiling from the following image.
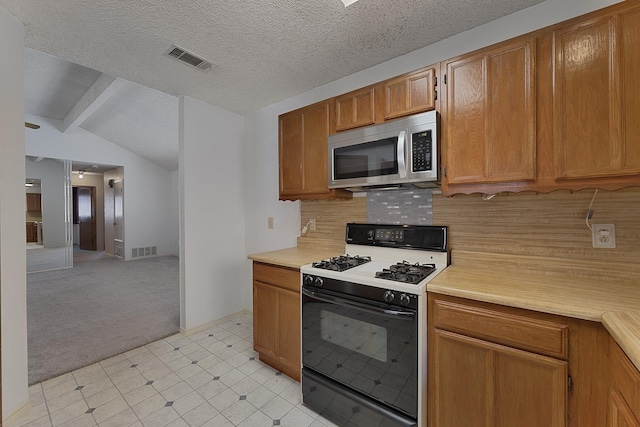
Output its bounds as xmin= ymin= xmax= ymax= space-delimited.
xmin=5 ymin=0 xmax=548 ymax=171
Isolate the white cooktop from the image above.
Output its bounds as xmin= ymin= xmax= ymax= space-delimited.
xmin=300 ymin=244 xmax=449 ymax=295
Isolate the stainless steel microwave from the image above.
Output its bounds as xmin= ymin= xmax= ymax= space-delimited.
xmin=328 ymin=110 xmax=438 ymax=190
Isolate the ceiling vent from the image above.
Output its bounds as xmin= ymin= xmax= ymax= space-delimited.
xmin=165 ymin=45 xmax=214 ymax=71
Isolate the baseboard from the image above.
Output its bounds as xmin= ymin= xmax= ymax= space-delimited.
xmin=180 ymin=309 xmax=252 ymax=336
xmin=3 ymin=398 xmax=31 ymax=425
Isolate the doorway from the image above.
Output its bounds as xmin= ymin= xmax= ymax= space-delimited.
xmin=73 ymin=186 xmax=97 ymax=251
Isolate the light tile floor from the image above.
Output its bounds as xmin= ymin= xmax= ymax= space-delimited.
xmin=8 ymin=313 xmax=340 ymax=427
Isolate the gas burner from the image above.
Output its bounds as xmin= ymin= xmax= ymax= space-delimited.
xmin=312 ymin=254 xmax=371 ymax=272
xmin=375 ymin=261 xmax=436 ymax=284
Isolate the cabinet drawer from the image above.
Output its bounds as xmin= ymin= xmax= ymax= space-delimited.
xmin=432 ymin=296 xmax=568 ymax=359
xmin=612 ymin=339 xmax=640 ymax=417
xmin=253 ymin=262 xmax=300 ymax=292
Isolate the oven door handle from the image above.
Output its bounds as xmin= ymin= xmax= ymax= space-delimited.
xmin=302 ymin=287 xmax=416 ymax=319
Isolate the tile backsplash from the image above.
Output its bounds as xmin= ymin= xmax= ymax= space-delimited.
xmin=366 ymin=189 xmax=432 ymax=225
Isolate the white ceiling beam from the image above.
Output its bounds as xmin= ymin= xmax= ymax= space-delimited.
xmin=62 ymin=74 xmax=126 ymax=133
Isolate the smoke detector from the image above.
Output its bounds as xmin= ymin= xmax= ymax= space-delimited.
xmin=165 ymin=45 xmax=214 ymax=71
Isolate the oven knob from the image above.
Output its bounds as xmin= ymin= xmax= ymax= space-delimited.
xmin=400 ymin=293 xmax=411 ymax=306
xmin=303 ymin=275 xmax=314 ymax=286
xmin=383 ymin=290 xmax=395 ymax=303
xmin=314 ymin=277 xmax=324 ymax=287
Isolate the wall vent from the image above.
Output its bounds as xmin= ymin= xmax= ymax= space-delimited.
xmin=132 ymin=246 xmax=157 ymax=258
xmin=165 ymin=45 xmax=214 ymax=71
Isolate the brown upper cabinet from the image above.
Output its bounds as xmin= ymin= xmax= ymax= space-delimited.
xmin=333 ymin=66 xmax=437 ymax=133
xmin=279 ymin=2 xmax=640 ymax=198
xmin=279 ymin=101 xmax=350 ymax=201
xmin=441 ymin=36 xmax=536 ymax=190
xmin=553 ymin=5 xmax=640 ymax=181
xmin=384 ymin=67 xmax=436 ymax=120
xmin=334 ymin=86 xmax=376 ymax=132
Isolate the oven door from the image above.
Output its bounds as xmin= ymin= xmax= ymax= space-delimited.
xmin=301 ymin=285 xmax=418 ymax=423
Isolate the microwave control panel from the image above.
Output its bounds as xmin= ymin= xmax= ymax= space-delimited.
xmin=411 ymin=130 xmax=432 ymax=172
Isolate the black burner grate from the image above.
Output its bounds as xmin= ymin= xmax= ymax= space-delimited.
xmin=312 ymin=255 xmax=371 ymax=272
xmin=375 ymin=261 xmax=436 ymax=284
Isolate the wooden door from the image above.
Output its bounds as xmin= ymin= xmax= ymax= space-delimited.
xmin=444 ymin=37 xmax=536 ymax=185
xmin=26 ymin=222 xmax=38 ymax=243
xmin=76 ymin=187 xmax=96 ymax=251
xmin=335 ymin=86 xmax=375 ymax=131
xmin=433 ymin=329 xmax=567 ymax=427
xmin=384 ymin=68 xmax=436 ymax=120
xmin=553 ymin=7 xmax=640 ymax=180
xmin=253 ymin=281 xmax=278 ymax=359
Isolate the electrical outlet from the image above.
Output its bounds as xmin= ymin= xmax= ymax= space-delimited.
xmin=592 ymin=224 xmax=616 ymax=248
xmin=309 ymin=219 xmax=316 ymax=231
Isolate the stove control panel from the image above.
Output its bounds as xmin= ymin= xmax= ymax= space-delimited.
xmin=302 ymin=274 xmax=419 ymax=310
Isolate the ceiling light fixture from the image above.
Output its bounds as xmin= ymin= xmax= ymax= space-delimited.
xmin=78 ymin=171 xmax=84 ymax=179
xmin=341 ymin=0 xmax=359 ymax=6
xmin=25 ymin=183 xmax=34 ymax=187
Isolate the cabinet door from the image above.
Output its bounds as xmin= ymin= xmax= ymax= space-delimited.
xmin=279 ymin=101 xmax=341 ymax=200
xmin=610 ymin=390 xmax=640 ymax=427
xmin=253 ymin=281 xmax=278 ymax=359
xmin=26 ymin=193 xmax=42 ymax=212
xmin=384 ymin=68 xmax=435 ymax=120
xmin=444 ymin=37 xmax=536 ymax=185
xmin=553 ymin=7 xmax=640 ymax=180
xmin=277 ymin=287 xmax=301 ymax=377
xmin=279 ymin=112 xmax=304 ymax=196
xmin=335 ymin=87 xmax=375 ymax=131
xmin=433 ymin=329 xmax=567 ymax=427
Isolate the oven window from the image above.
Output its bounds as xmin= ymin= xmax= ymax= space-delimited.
xmin=320 ymin=310 xmax=387 ymax=363
xmin=333 ymin=137 xmax=398 ymax=179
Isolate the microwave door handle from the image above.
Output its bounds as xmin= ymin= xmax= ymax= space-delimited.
xmin=302 ymin=287 xmax=415 ymax=319
xmin=397 ymin=131 xmax=407 ymax=178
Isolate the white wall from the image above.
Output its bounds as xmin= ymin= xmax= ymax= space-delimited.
xmin=0 ymin=6 xmax=29 ymax=419
xmin=25 ymin=158 xmax=67 ymax=248
xmin=242 ymin=0 xmax=623 ymax=311
xmin=25 ymin=115 xmax=175 ymax=260
xmin=103 ymin=168 xmax=120 ymax=255
xmin=179 ymin=96 xmax=247 ymax=330
xmin=170 ymin=170 xmax=179 ymax=256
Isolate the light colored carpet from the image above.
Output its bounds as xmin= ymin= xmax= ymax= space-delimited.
xmin=27 ymin=253 xmax=179 ymax=384
xmin=26 ymin=246 xmax=70 ymax=272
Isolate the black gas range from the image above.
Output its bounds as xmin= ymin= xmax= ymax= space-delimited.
xmin=300 ymin=223 xmax=448 ymax=427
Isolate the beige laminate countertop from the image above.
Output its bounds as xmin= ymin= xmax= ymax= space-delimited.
xmin=247 ymin=247 xmax=340 ymax=269
xmin=428 ymin=265 xmax=640 ymax=370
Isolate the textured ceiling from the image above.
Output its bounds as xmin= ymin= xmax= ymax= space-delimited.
xmin=5 ymin=0 xmax=548 ymax=115
xmin=11 ymin=0 xmax=549 ymax=172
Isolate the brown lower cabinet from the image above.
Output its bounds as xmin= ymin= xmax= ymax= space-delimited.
xmin=428 ymin=293 xmax=612 ymax=427
xmin=428 ymin=294 xmax=568 ymax=426
xmin=610 ymin=339 xmax=640 ymax=426
xmin=252 ymin=262 xmax=300 ymax=381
